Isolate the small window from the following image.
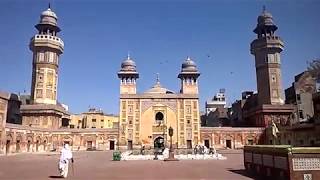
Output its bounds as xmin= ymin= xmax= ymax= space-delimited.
xmin=92 ymin=119 xmax=96 ymax=122
xmin=296 ymin=94 xmax=301 ymax=103
xmin=299 ymin=110 xmax=304 ymax=119
xmin=129 ymin=106 xmax=133 ymax=113
xmin=155 ymin=112 xmax=164 ymax=121
xmin=271 ymin=74 xmax=276 ymax=83
xmin=128 ymin=116 xmax=133 ymax=124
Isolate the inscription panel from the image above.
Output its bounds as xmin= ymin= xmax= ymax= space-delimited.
xmin=292 ymin=158 xmax=320 ymax=171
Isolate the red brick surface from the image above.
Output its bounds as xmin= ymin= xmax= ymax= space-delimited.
xmin=0 ymin=150 xmax=253 ymax=180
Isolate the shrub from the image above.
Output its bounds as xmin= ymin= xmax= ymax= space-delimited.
xmin=113 ymin=151 xmax=121 ymax=161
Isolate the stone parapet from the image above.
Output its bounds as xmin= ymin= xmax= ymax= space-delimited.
xmin=244 ymin=145 xmax=320 ymax=180
xmin=30 ymin=34 xmax=64 ymax=53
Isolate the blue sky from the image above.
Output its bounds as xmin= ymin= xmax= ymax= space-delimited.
xmin=0 ymin=0 xmax=319 ymax=114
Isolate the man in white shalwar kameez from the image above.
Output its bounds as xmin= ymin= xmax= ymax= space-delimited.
xmin=59 ymin=144 xmax=73 ymax=178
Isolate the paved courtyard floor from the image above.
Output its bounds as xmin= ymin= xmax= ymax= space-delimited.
xmin=0 ymin=149 xmax=254 ymax=180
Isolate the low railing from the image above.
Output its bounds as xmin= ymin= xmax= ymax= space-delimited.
xmin=244 ymin=145 xmax=320 ymax=180
xmin=31 ymin=34 xmax=64 ymax=47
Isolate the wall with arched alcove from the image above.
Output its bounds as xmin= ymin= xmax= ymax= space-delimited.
xmin=200 ymin=127 xmax=265 ymax=149
xmin=1 ymin=123 xmax=119 ymax=155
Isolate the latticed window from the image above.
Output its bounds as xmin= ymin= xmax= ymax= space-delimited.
xmin=180 ymin=123 xmax=184 ymax=131
xmin=193 ymin=111 xmax=198 ymax=118
xmin=36 ymin=89 xmax=42 ymax=98
xmin=122 ymin=101 xmax=126 ymax=109
xmin=193 ymin=101 xmax=197 ymax=109
xmin=194 ymin=124 xmax=198 ymax=130
xmin=180 ymin=101 xmax=184 ymax=109
xmin=38 ymin=51 xmax=45 ymax=62
xmin=46 ymin=89 xmax=52 ymax=98
xmin=128 ymin=105 xmax=133 ymax=114
xmin=186 ymin=105 xmax=191 ymax=114
xmin=128 ymin=116 xmax=133 ymax=124
xmin=43 ymin=117 xmax=48 ymax=125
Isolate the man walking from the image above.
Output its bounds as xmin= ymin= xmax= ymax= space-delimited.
xmin=58 ymin=144 xmax=74 ymax=178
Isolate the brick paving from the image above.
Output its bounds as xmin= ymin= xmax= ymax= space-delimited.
xmin=0 ymin=149 xmax=254 ymax=180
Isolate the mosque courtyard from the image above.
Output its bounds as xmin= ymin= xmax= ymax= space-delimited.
xmin=0 ymin=150 xmax=255 ymax=180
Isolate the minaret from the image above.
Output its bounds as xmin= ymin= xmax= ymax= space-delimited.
xmin=178 ymin=57 xmax=200 ymax=94
xmin=250 ymin=7 xmax=284 ymax=105
xmin=30 ymin=5 xmax=64 ymax=105
xmin=117 ymin=54 xmax=139 ymax=94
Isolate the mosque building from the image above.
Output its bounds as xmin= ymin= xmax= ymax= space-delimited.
xmin=118 ymin=55 xmax=201 ymax=149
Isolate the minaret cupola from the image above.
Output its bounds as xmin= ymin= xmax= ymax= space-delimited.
xmin=118 ymin=54 xmax=139 ymax=94
xmin=178 ymin=57 xmax=200 ymax=94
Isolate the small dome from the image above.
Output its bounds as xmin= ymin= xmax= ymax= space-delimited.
xmin=181 ymin=57 xmax=198 ymax=72
xmin=41 ymin=8 xmax=58 ymax=19
xmin=144 ymin=81 xmax=174 ymax=94
xmin=38 ymin=7 xmax=58 ymax=27
xmin=253 ymin=7 xmax=278 ymax=34
xmin=145 ymin=85 xmax=171 ymax=94
xmin=257 ymin=10 xmax=275 ymax=26
xmin=144 ymin=74 xmax=174 ymax=94
xmin=120 ymin=55 xmax=137 ymax=72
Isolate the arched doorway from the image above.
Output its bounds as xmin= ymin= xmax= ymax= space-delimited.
xmin=43 ymin=139 xmax=47 ymax=151
xmin=6 ymin=140 xmax=10 ymax=154
xmin=154 ymin=136 xmax=164 ymax=150
xmin=16 ymin=140 xmax=21 ymax=153
xmin=35 ymin=136 xmax=41 ymax=152
xmin=204 ymin=139 xmax=210 ymax=148
xmin=27 ymin=140 xmax=32 ymax=152
xmin=6 ymin=134 xmax=13 ymax=154
xmin=16 ymin=135 xmax=22 ymax=153
xmin=36 ymin=140 xmax=40 ymax=152
xmin=109 ymin=140 xmax=115 ymax=150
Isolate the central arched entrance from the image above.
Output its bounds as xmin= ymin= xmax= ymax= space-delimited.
xmin=154 ymin=136 xmax=165 ymax=151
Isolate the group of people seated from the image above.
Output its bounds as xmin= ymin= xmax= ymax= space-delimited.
xmin=139 ymin=144 xmax=216 ymax=155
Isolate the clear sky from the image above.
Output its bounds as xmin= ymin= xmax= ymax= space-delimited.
xmin=0 ymin=0 xmax=319 ymax=114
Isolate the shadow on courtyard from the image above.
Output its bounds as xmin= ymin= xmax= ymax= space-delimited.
xmin=48 ymin=175 xmax=64 ymax=179
xmin=228 ymin=169 xmax=259 ymax=180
